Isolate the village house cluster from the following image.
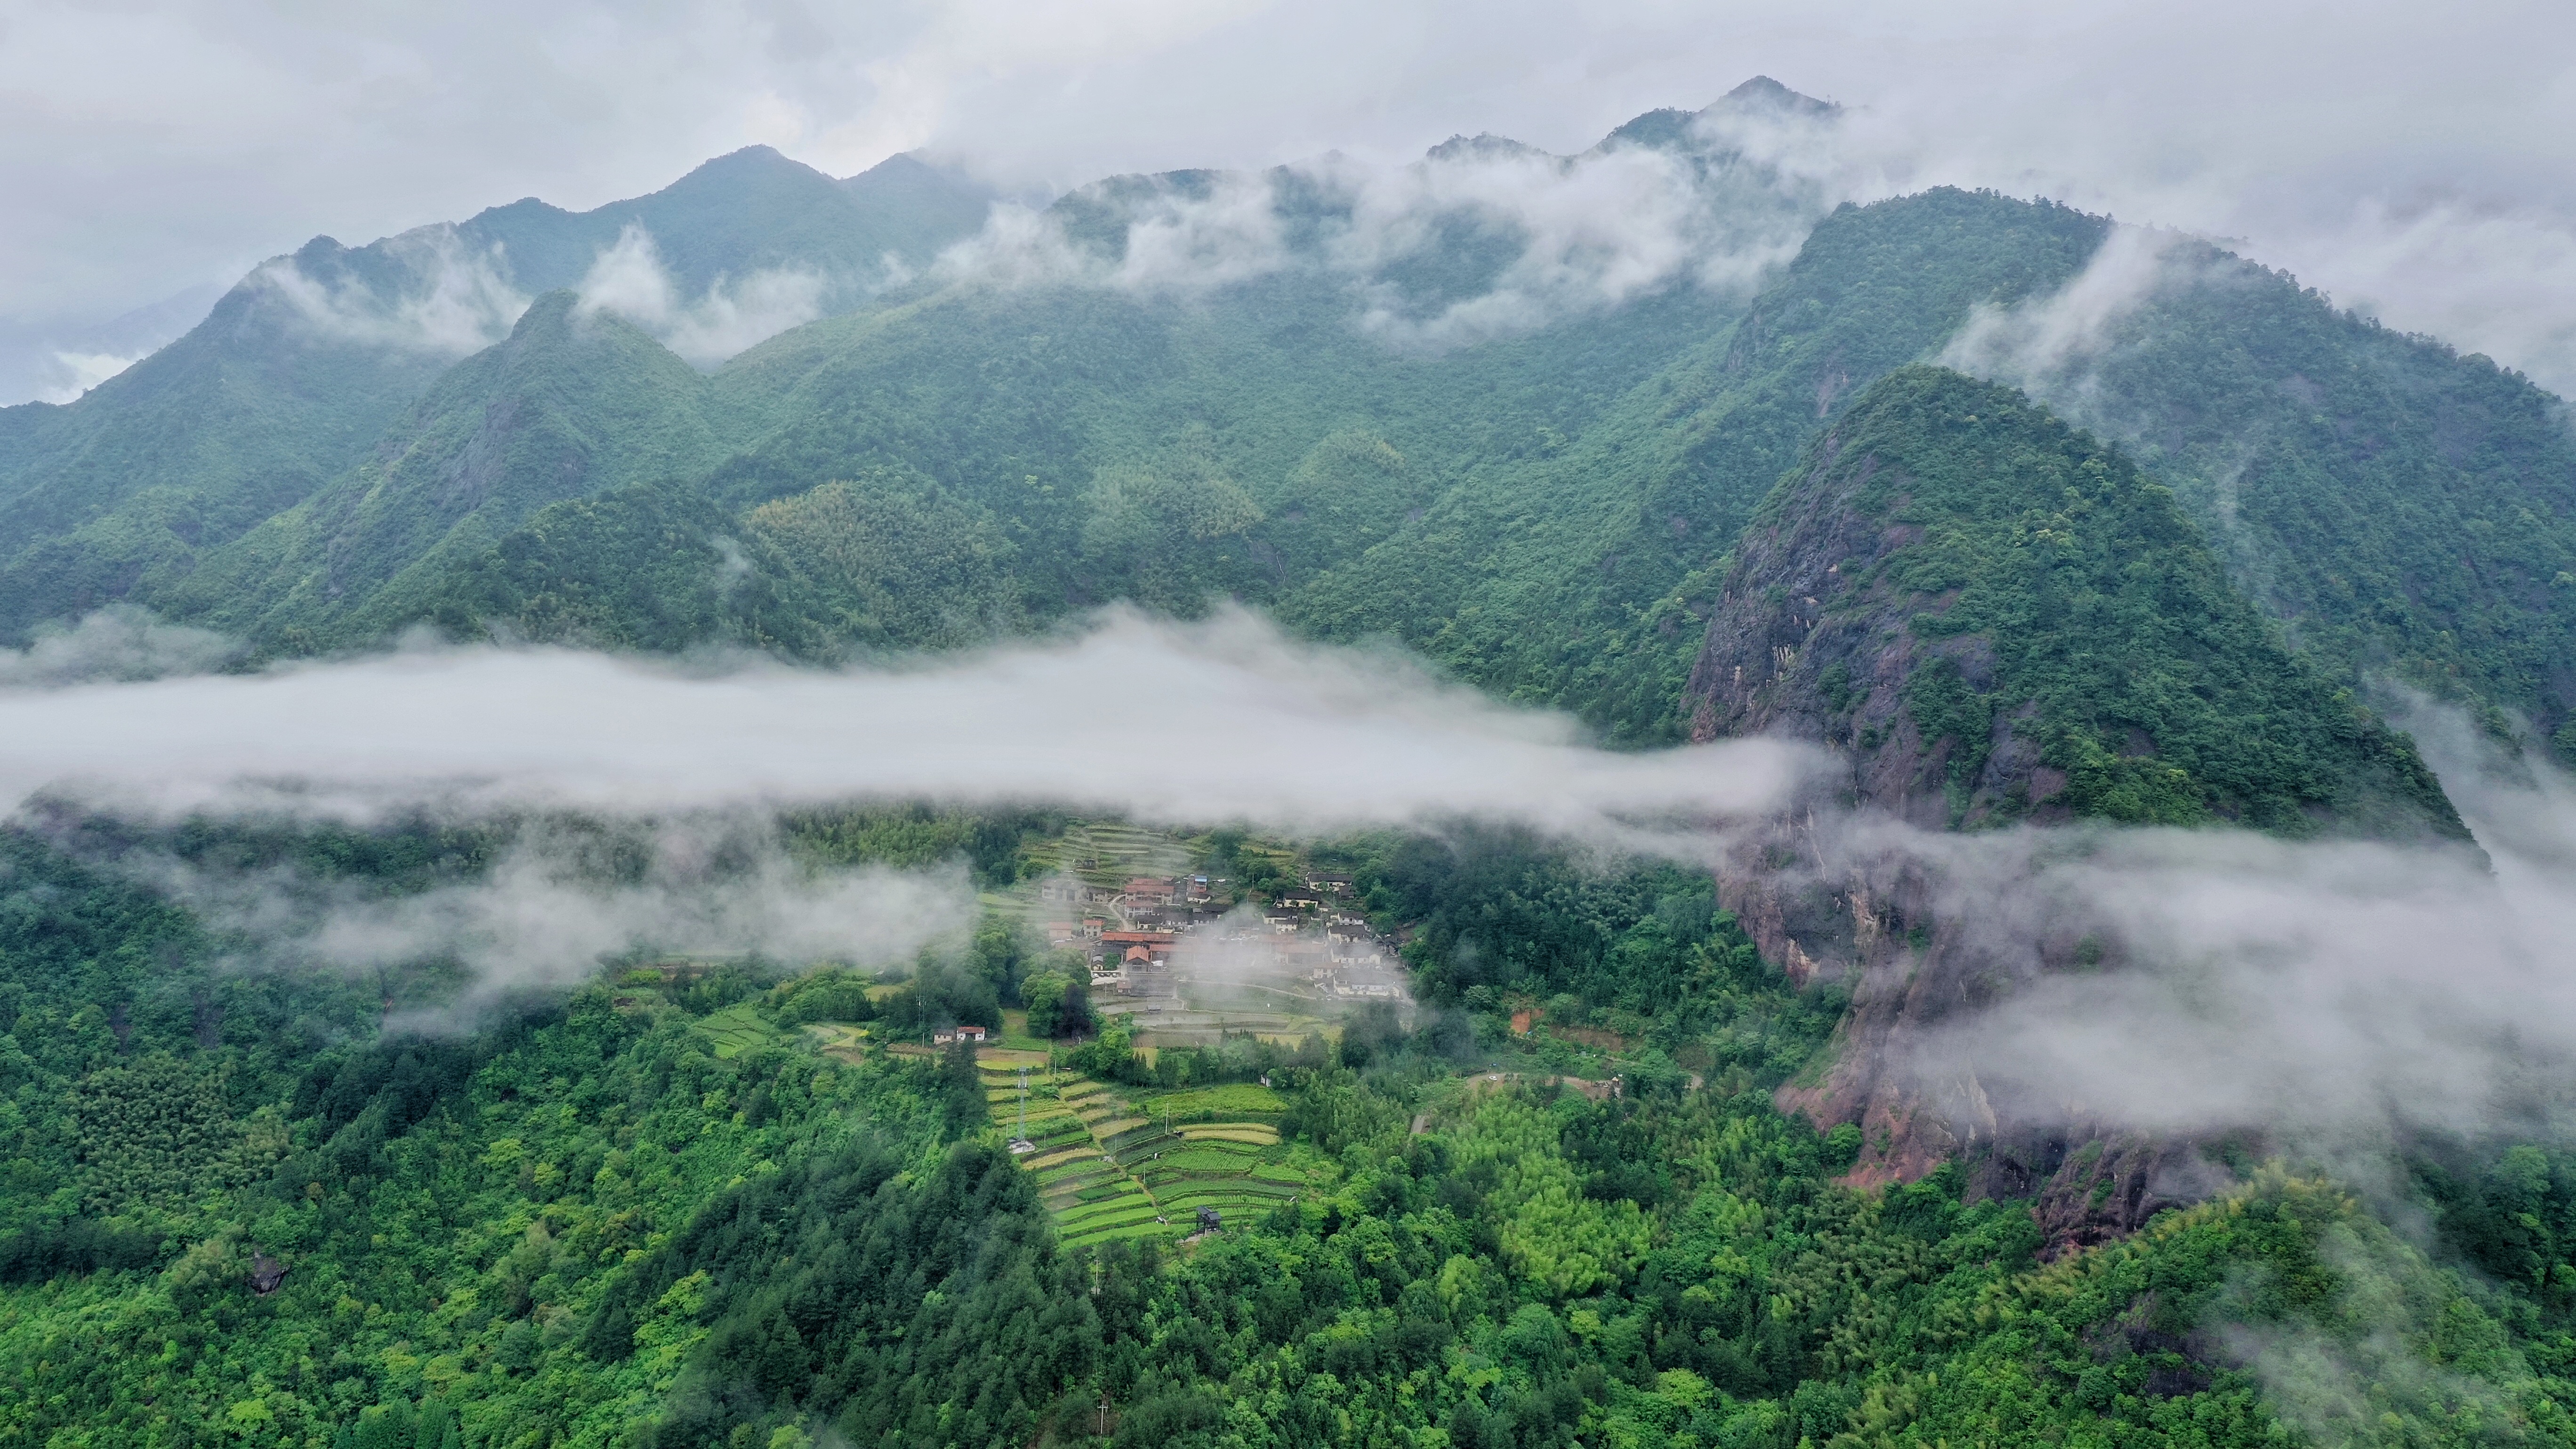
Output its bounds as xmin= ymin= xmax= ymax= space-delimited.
xmin=1042 ymin=870 xmax=1404 ymax=1006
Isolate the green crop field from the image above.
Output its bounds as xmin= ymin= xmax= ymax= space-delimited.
xmin=1034 ymin=1153 xmax=1111 ymax=1179
xmin=1057 ymin=1197 xmax=1157 ymax=1223
xmin=1009 ymin=1064 xmax=1313 ymax=1256
xmin=1150 ymin=1146 xmax=1262 ymax=1173
xmin=1061 ymin=1218 xmax=1183 ymax=1249
xmin=1177 ymin=1123 xmax=1280 ymax=1144
xmin=691 ymin=1002 xmax=775 ymax=1059
xmin=1058 ymin=1188 xmax=1159 ymax=1220
xmin=1039 ymin=1172 xmax=1120 ymax=1199
xmin=1136 ymin=1083 xmax=1288 ymax=1119
xmin=1057 ymin=1195 xmax=1163 ymax=1226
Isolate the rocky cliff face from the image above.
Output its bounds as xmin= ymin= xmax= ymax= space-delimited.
xmin=1682 ymin=366 xmax=2461 ymax=1247
xmin=1684 ymin=440 xmax=2072 ymax=833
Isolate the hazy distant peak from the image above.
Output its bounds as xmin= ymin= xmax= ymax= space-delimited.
xmin=275 ymin=233 xmax=419 ymax=297
xmin=470 ymin=197 xmax=570 ymax=227
xmin=835 ymin=149 xmax=1003 ymax=220
xmin=511 ymin=286 xmax=583 ymax=334
xmin=1707 ymin=75 xmax=1837 ymax=117
xmin=1424 ymin=133 xmax=1551 ymax=164
xmin=1588 ymin=79 xmax=1836 ymax=157
xmin=694 ymin=142 xmax=795 ymax=169
xmin=659 ymin=143 xmax=840 ymax=198
xmin=1597 ymin=108 xmax=1702 ymax=152
xmin=1059 ymin=167 xmax=1231 ymax=209
xmin=842 ymin=150 xmax=951 ymax=185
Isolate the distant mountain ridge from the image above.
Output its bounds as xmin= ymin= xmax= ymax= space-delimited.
xmin=0 ymin=148 xmax=996 ymax=636
xmin=0 ymin=74 xmax=2571 ymax=781
xmin=446 ymin=145 xmax=996 ymax=301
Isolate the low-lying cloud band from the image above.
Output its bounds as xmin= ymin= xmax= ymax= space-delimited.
xmin=11 ymin=604 xmax=2573 ymax=1157
xmin=0 ymin=607 xmax=1822 ymax=836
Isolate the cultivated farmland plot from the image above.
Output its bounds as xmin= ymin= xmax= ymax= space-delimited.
xmin=1000 ymin=1065 xmax=1322 ymax=1248
xmin=690 ymin=1002 xmax=776 ymax=1059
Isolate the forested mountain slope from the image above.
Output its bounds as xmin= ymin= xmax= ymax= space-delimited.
xmin=159 ymin=185 xmax=2110 ymax=732
xmin=1688 ymin=365 xmax=2462 ymax=839
xmin=1969 ymin=234 xmax=2576 ymax=749
xmin=0 ymin=151 xmax=993 ymax=637
xmin=1280 ymin=189 xmax=2107 ymax=734
xmin=451 ymin=146 xmax=994 ymax=305
xmin=69 ymin=167 xmax=2571 ymax=766
xmin=0 ymin=813 xmax=2566 ymax=1448
xmin=10 ymin=85 xmax=2571 ymax=765
xmin=159 ymin=293 xmax=738 ymax=648
xmin=0 ymin=262 xmax=458 ymax=629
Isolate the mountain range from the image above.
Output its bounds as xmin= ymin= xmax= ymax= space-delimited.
xmin=5 ymin=75 xmax=2576 ymax=1449
xmin=6 ymin=80 xmax=2569 ymax=789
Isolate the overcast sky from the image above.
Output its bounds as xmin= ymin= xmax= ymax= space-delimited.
xmin=5 ymin=0 xmax=2575 ymax=398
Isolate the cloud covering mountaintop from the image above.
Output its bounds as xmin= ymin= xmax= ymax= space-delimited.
xmin=3 ymin=2 xmax=2575 ymax=402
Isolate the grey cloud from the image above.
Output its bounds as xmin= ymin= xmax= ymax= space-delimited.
xmin=259 ymin=217 xmax=843 ymax=368
xmin=1905 ymin=825 xmax=2546 ymax=1137
xmin=0 ymin=605 xmax=1826 ymax=838
xmin=0 ymin=281 xmax=222 ymax=405
xmin=129 ymin=816 xmax=975 ymax=1010
xmin=574 ymin=223 xmax=832 ymax=366
xmin=931 ymin=106 xmax=1839 ymax=346
xmin=0 ymin=602 xmax=1815 ymax=1014
xmin=33 ymin=350 xmax=148 ymax=405
xmin=8 ymin=600 xmax=2574 ymax=1147
xmin=1938 ymin=225 xmax=2199 ymax=395
xmin=254 ymin=224 xmax=530 ymax=355
xmin=1819 ymin=704 xmax=2576 ymax=1147
xmin=0 ymin=604 xmax=242 ymax=686
xmin=1162 ymin=902 xmax=1414 ymax=1017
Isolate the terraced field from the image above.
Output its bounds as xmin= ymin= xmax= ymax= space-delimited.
xmin=1021 ymin=821 xmax=1194 ymax=892
xmin=1146 ymin=1083 xmax=1289 ymax=1120
xmin=980 ymin=1059 xmax=1077 ymax=1142
xmin=692 ymin=1002 xmax=776 ymax=1059
xmin=1001 ymin=1066 xmax=1316 ymax=1249
xmin=800 ymin=1022 xmax=872 ymax=1063
xmin=692 ymin=992 xmax=1315 ymax=1246
xmin=1179 ymin=1123 xmax=1281 ymax=1145
xmin=1121 ymin=1125 xmax=1304 ymax=1231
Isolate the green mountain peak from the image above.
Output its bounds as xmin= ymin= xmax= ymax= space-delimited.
xmin=1690 ymin=364 xmax=2466 ymax=839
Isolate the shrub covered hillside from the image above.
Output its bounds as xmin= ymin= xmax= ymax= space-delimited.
xmin=1993 ymin=232 xmax=2576 ymax=750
